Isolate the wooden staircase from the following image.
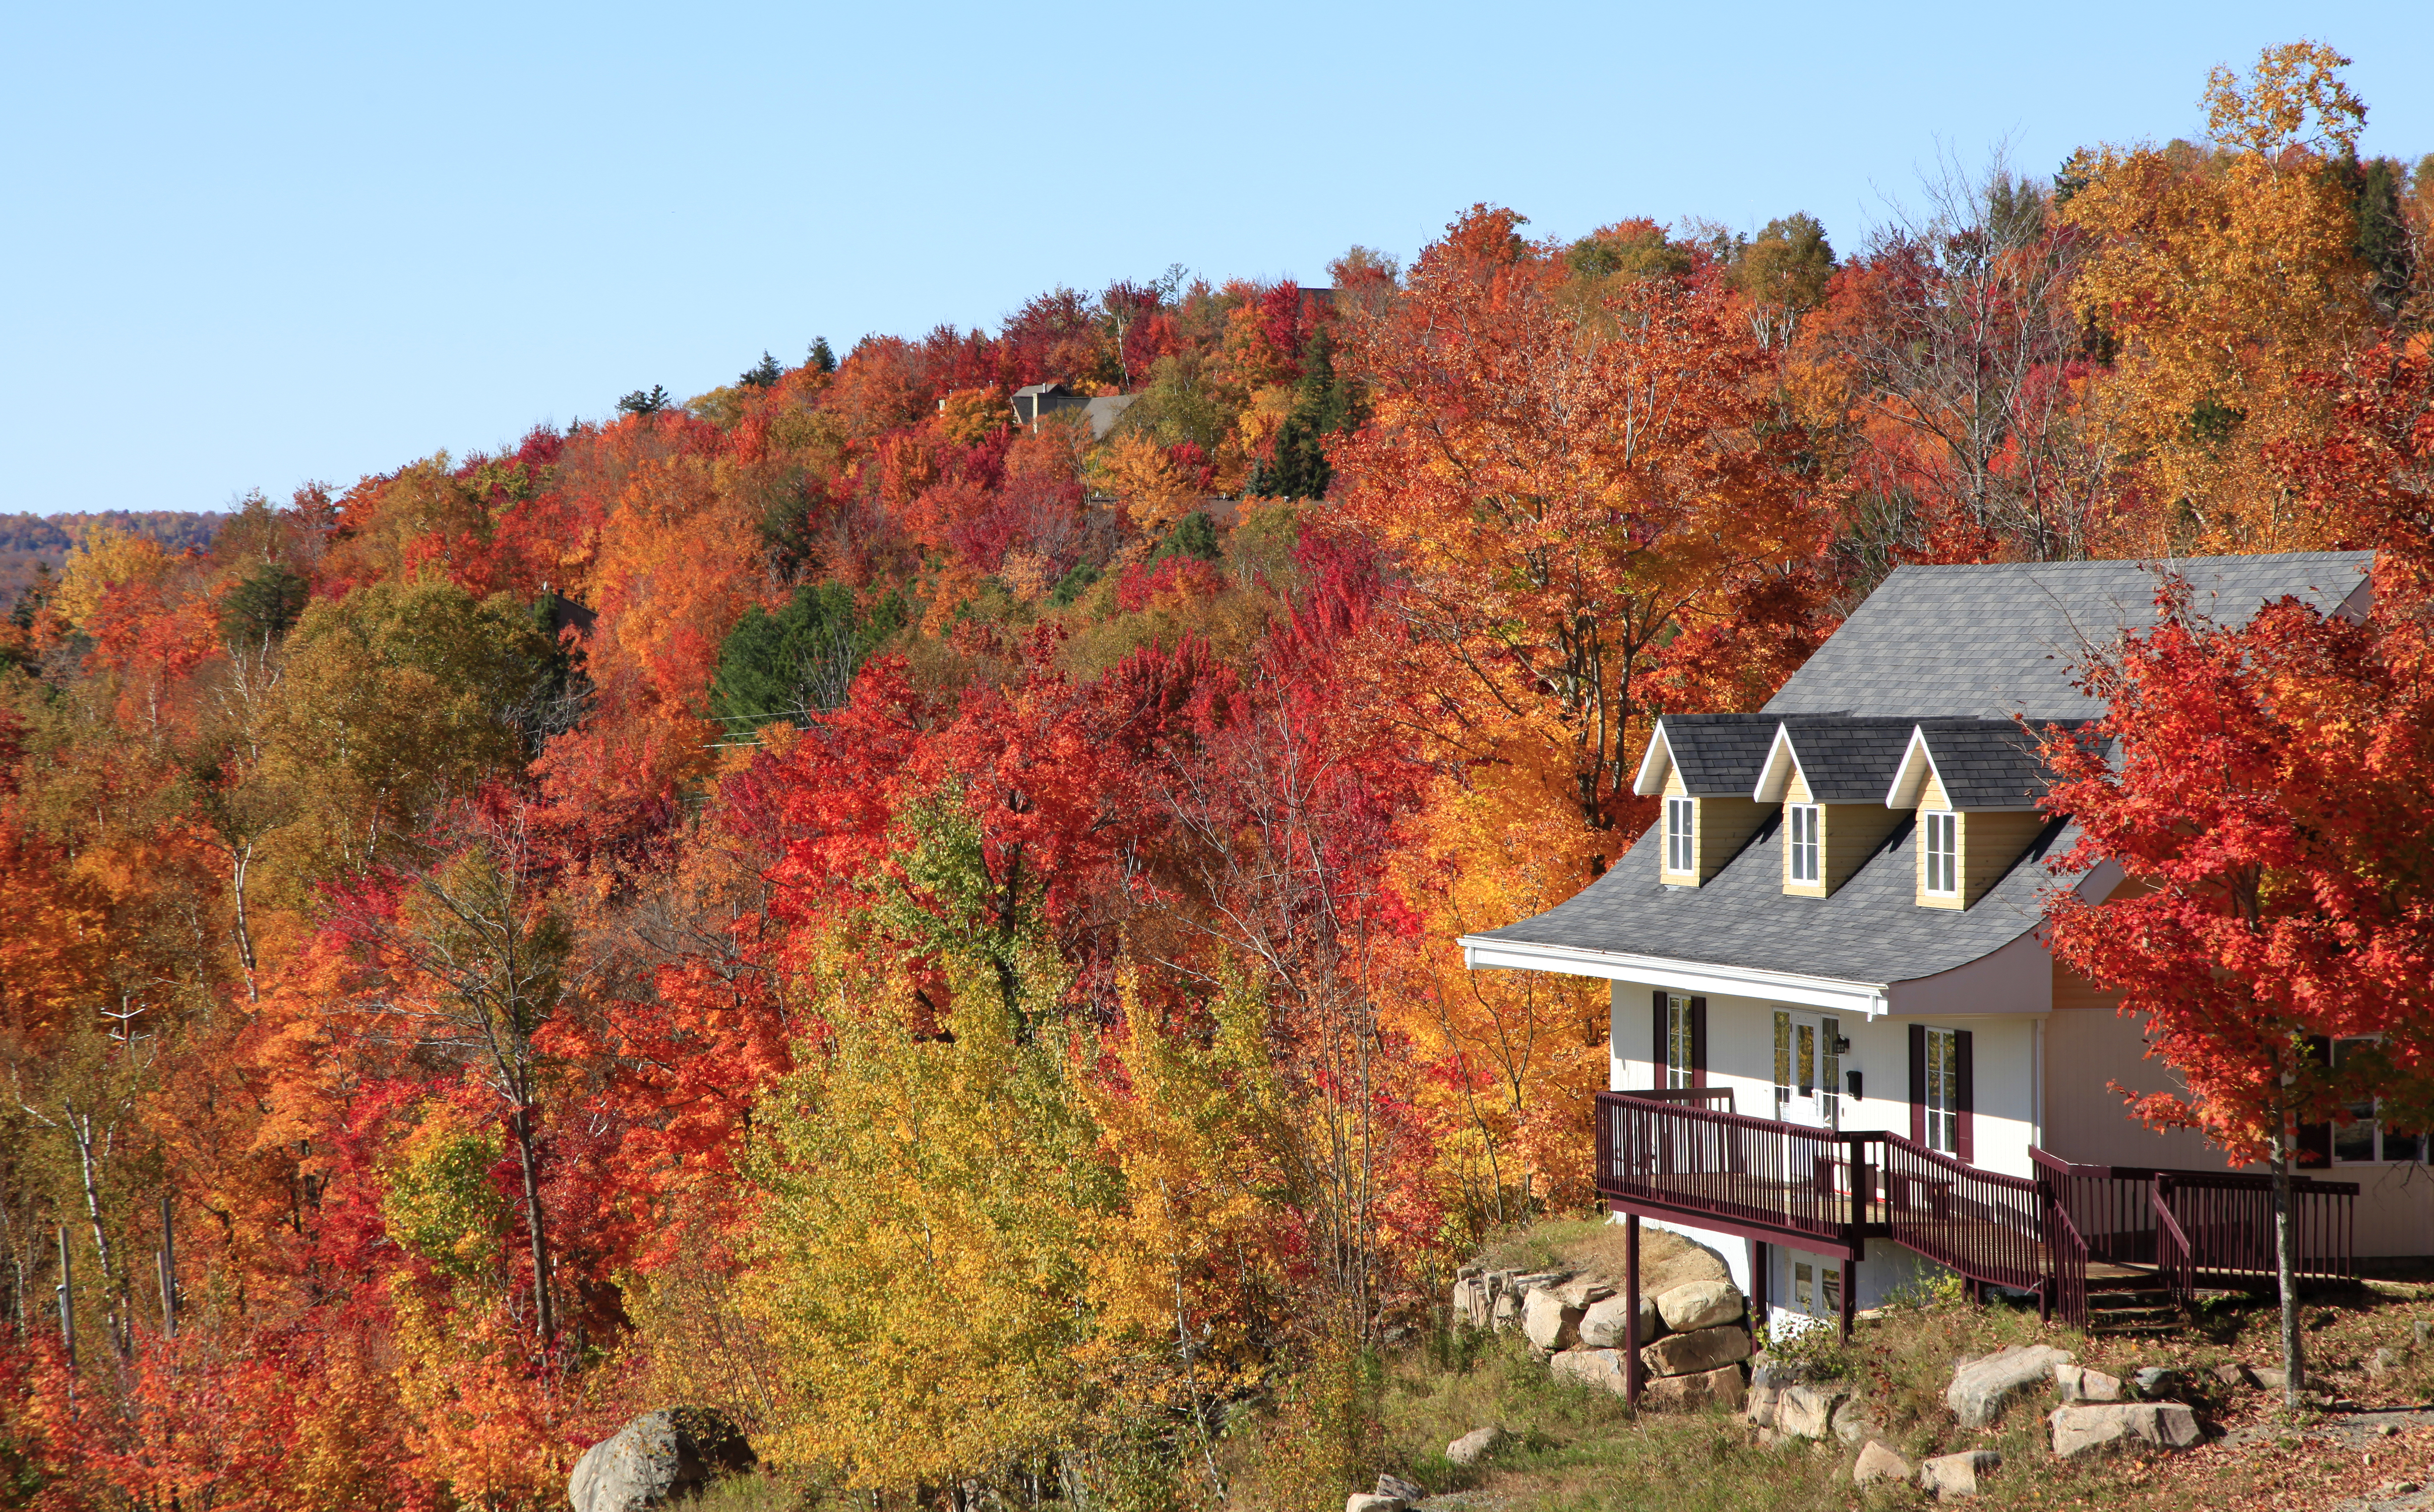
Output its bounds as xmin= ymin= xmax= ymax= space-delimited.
xmin=2084 ymin=1283 xmax=2178 ymax=1336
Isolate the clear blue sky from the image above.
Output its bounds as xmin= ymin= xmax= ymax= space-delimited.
xmin=3 ymin=3 xmax=2429 ymax=517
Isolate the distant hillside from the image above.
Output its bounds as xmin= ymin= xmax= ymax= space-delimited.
xmin=0 ymin=510 xmax=227 ymax=606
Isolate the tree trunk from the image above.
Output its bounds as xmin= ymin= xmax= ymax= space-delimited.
xmin=512 ymin=1106 xmax=555 ymax=1347
xmin=2271 ymin=1128 xmax=2304 ymax=1412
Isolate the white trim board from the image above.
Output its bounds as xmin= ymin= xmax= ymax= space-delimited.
xmin=1458 ymin=935 xmax=1889 ymax=1018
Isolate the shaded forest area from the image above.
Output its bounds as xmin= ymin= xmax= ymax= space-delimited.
xmin=0 ymin=513 xmax=226 ymax=606
xmin=2 ymin=41 xmax=2432 ymax=1512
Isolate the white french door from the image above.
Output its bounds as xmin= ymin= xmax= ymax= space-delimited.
xmin=1774 ymin=1009 xmax=1841 ymax=1129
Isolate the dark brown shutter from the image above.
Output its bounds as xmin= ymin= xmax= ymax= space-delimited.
xmin=1653 ymin=990 xmax=1669 ymax=1089
xmin=2297 ymin=1034 xmax=2334 ymax=1166
xmin=1690 ymin=996 xmax=1709 ymax=1088
xmin=1909 ymin=1024 xmax=1927 ymax=1145
xmin=1954 ymin=1029 xmax=1976 ymax=1164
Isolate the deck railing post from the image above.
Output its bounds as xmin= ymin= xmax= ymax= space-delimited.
xmin=1624 ymin=1213 xmax=1642 ymax=1409
xmin=1847 ymin=1135 xmax=1871 ymax=1244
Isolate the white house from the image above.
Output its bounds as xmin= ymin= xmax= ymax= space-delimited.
xmin=1459 ymin=551 xmax=2417 ymax=1335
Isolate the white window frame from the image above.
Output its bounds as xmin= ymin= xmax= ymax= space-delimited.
xmin=1922 ymin=810 xmax=1959 ymax=897
xmin=1922 ymin=1026 xmax=1961 ymax=1155
xmin=1664 ymin=796 xmax=1696 ymax=876
xmin=1664 ymin=993 xmax=1693 ymax=1089
xmin=1787 ymin=803 xmax=1822 ymax=884
xmin=2332 ymin=1037 xmax=2428 ymax=1165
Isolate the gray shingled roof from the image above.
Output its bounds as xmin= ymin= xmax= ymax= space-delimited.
xmin=1779 ymin=717 xmax=1917 ymax=802
xmin=1766 ymin=553 xmax=2375 ymax=719
xmin=1917 ymin=719 xmax=2087 ymax=809
xmin=1472 ymin=803 xmax=2075 ymax=986
xmin=1471 ymin=555 xmax=2364 ymax=981
xmin=1656 ymin=714 xmax=1780 ymax=795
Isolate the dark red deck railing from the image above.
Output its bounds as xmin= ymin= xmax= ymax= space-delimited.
xmin=2031 ymin=1150 xmax=2356 ymax=1297
xmin=2153 ymin=1183 xmax=2193 ymax=1303
xmin=1599 ymin=1093 xmax=2359 ymax=1326
xmin=2047 ymin=1199 xmax=2090 ymax=1327
xmin=1876 ymin=1130 xmax=2044 ymax=1293
xmin=1595 ymin=1091 xmax=1866 ymax=1253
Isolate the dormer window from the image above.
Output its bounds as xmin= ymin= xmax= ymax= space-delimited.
xmin=1787 ymin=804 xmax=1822 ymax=884
xmin=1922 ymin=811 xmax=1960 ymax=897
xmin=1664 ymin=797 xmax=1696 ymax=877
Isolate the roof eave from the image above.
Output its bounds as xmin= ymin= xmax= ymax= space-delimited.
xmin=1458 ymin=934 xmax=1890 ymax=1018
xmin=1631 ymin=723 xmax=1677 ymax=797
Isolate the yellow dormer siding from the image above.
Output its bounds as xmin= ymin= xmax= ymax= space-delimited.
xmin=1780 ymin=769 xmax=1904 ymax=899
xmin=1658 ymin=767 xmax=1769 ymax=888
xmin=1913 ymin=772 xmax=2053 ymax=909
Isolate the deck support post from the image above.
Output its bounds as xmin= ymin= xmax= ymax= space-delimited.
xmin=1624 ymin=1213 xmax=1642 ymax=1409
xmin=1839 ymin=1256 xmax=1855 ymax=1342
xmin=1751 ymin=1241 xmax=1768 ymax=1333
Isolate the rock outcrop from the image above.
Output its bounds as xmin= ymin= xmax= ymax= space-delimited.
xmin=1639 ymin=1323 xmax=1751 ymax=1378
xmin=1642 ymin=1363 xmax=1746 ymax=1411
xmin=1776 ymin=1383 xmax=1844 ymax=1440
xmin=2047 ymin=1402 xmax=2202 ymax=1460
xmin=1655 ymin=1280 xmax=1743 ymax=1333
xmin=1945 ymin=1344 xmax=2073 ymax=1428
xmin=1918 ymin=1449 xmax=2001 ymax=1498
xmin=1578 ymin=1292 xmax=1659 ymax=1348
xmin=2053 ymin=1364 xmax=2123 ymax=1403
xmin=569 ymin=1408 xmax=756 ymax=1512
xmin=1853 ymin=1440 xmax=1912 ymax=1488
xmin=1445 ymin=1425 xmax=1505 ymax=1466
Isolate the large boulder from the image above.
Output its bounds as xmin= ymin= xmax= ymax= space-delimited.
xmin=569 ymin=1408 xmax=756 ymax=1512
xmin=1555 ymin=1275 xmax=1617 ymax=1310
xmin=1451 ymin=1271 xmax=1490 ymax=1329
xmin=1918 ymin=1449 xmax=2001 ymax=1498
xmin=1777 ymin=1384 xmax=1845 ymax=1440
xmin=1853 ymin=1440 xmax=1912 ymax=1488
xmin=1642 ymin=1362 xmax=1745 ymax=1412
xmin=1578 ymin=1292 xmax=1660 ymax=1348
xmin=1345 ymin=1497 xmax=1402 ymax=1512
xmin=1945 ymin=1344 xmax=2074 ymax=1428
xmin=2053 ymin=1364 xmax=2123 ymax=1403
xmin=1830 ymin=1396 xmax=1879 ymax=1446
xmin=2047 ymin=1403 xmax=2202 ymax=1461
xmin=1374 ymin=1473 xmax=1426 ymax=1502
xmin=1655 ymin=1280 xmax=1743 ymax=1333
xmin=1639 ymin=1324 xmax=1751 ymax=1378
xmin=1445 ymin=1425 xmax=1505 ymax=1466
xmin=1522 ymin=1288 xmax=1586 ymax=1353
xmin=1549 ymin=1347 xmax=1630 ymax=1397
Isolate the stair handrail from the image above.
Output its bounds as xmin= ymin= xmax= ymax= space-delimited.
xmin=2044 ymin=1190 xmax=2090 ymax=1330
xmin=2151 ymin=1176 xmax=2194 ymax=1306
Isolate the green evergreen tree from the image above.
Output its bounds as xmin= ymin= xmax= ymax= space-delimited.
xmin=1250 ymin=329 xmax=1353 ymax=500
xmin=617 ymin=384 xmax=672 ymax=417
xmin=806 ymin=336 xmax=838 ymax=374
xmin=710 ymin=582 xmax=904 ymax=727
xmin=1146 ymin=512 xmax=1221 ymax=565
xmin=739 ymin=351 xmax=783 ymax=389
xmin=219 ymin=562 xmax=312 ymax=647
xmin=2347 ymin=154 xmax=2413 ymax=319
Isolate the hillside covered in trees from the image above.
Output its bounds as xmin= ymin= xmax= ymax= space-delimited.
xmin=2 ymin=41 xmax=2431 ymax=1511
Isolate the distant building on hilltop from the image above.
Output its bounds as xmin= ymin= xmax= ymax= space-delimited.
xmin=1009 ymin=383 xmax=1136 ymax=440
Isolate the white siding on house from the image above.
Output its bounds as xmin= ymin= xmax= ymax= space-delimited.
xmin=1605 ymin=980 xmax=2043 ymax=1177
xmin=2048 ymin=964 xmax=2434 ymax=1256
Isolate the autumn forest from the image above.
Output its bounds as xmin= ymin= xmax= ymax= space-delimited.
xmin=5 ymin=41 xmax=2433 ymax=1512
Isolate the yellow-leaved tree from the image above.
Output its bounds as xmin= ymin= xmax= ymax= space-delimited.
xmin=2063 ymin=41 xmax=2382 ymax=552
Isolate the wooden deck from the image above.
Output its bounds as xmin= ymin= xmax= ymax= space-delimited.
xmin=1595 ymin=1090 xmax=2358 ymax=1331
